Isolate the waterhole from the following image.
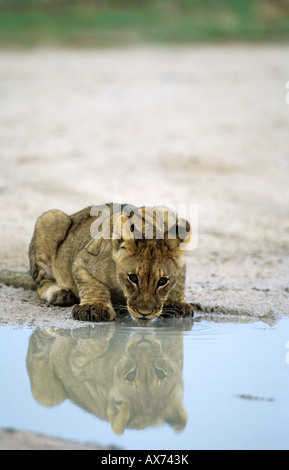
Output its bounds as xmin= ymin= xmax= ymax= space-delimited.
xmin=0 ymin=317 xmax=288 ymax=450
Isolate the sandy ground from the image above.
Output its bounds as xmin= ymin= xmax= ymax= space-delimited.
xmin=0 ymin=428 xmax=117 ymax=450
xmin=0 ymin=44 xmax=289 ymax=449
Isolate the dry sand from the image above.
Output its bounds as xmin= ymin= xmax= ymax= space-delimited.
xmin=0 ymin=44 xmax=289 ymax=449
xmin=0 ymin=428 xmax=116 ymax=450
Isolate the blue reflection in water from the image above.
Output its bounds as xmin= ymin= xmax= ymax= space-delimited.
xmin=26 ymin=319 xmax=192 ymax=436
xmin=0 ymin=317 xmax=289 ymax=450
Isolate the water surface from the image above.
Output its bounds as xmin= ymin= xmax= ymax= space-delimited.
xmin=0 ymin=317 xmax=288 ymax=450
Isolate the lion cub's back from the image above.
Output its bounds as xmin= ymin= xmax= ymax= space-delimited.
xmin=57 ymin=206 xmax=95 ymax=260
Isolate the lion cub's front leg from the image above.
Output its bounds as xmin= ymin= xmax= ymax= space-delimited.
xmin=165 ymin=266 xmax=194 ymax=318
xmin=72 ymin=265 xmax=116 ymax=323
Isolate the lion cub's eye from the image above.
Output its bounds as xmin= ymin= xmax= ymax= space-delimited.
xmin=128 ymin=273 xmax=138 ymax=285
xmin=125 ymin=369 xmax=137 ymax=381
xmin=157 ymin=277 xmax=169 ymax=288
xmin=154 ymin=367 xmax=167 ymax=380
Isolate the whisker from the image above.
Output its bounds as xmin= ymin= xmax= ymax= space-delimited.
xmin=113 ymin=303 xmax=130 ymax=316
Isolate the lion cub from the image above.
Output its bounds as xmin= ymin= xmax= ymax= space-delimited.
xmin=29 ymin=203 xmax=193 ymax=323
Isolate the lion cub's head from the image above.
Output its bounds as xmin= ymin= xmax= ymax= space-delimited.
xmin=112 ymin=206 xmax=190 ymax=323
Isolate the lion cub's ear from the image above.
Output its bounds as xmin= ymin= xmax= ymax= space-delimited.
xmin=108 ymin=398 xmax=130 ymax=435
xmin=113 ymin=215 xmax=138 ymax=251
xmin=163 ymin=398 xmax=188 ymax=431
xmin=164 ymin=218 xmax=191 ymax=252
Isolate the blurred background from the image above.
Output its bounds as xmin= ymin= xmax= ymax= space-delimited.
xmin=0 ymin=0 xmax=289 ymax=46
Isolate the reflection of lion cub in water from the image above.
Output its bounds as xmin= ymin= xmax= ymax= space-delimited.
xmin=108 ymin=332 xmax=187 ymax=434
xmin=28 ymin=203 xmax=193 ymax=323
xmin=26 ymin=323 xmax=189 ymax=435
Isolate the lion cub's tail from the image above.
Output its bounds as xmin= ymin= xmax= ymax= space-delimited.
xmin=0 ymin=270 xmax=37 ymax=291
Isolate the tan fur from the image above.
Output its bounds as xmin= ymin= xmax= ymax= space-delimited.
xmin=0 ymin=270 xmax=36 ymax=291
xmin=26 ymin=323 xmax=190 ymax=434
xmin=28 ymin=203 xmax=193 ymax=323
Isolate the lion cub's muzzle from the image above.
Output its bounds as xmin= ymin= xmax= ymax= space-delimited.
xmin=127 ymin=304 xmax=163 ymax=322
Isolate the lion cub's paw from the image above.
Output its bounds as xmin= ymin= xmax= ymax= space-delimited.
xmin=50 ymin=288 xmax=79 ymax=307
xmin=165 ymin=302 xmax=194 ymax=318
xmin=72 ymin=303 xmax=116 ymax=322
